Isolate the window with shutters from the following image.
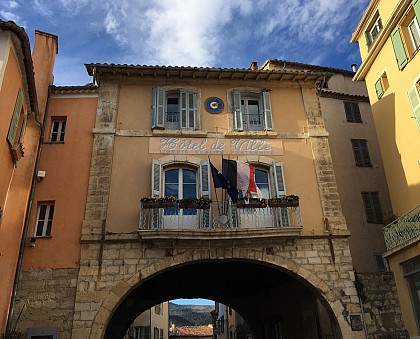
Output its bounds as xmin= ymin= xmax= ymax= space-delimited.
xmin=351 ymin=139 xmax=372 ymax=167
xmin=407 ymin=79 xmax=420 ymax=130
xmin=344 ymin=102 xmax=362 ymax=123
xmin=150 ymin=159 xmax=210 ymax=229
xmin=34 ymin=202 xmax=55 ymax=237
xmin=365 ymin=12 xmax=383 ymax=48
xmin=152 ymin=87 xmax=197 ymax=130
xmin=7 ymin=89 xmax=27 ymax=162
xmin=231 ymin=89 xmax=273 ymax=132
xmin=361 ymin=192 xmax=383 ymax=224
xmin=133 ymin=326 xmax=150 ymax=339
xmin=374 ymin=71 xmax=389 ymax=99
xmin=49 ymin=118 xmax=67 ymax=142
xmin=391 ymin=2 xmax=420 ymax=69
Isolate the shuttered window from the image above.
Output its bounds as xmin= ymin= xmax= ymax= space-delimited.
xmin=366 ymin=14 xmax=383 ymax=48
xmin=407 ymin=83 xmax=420 ymax=130
xmin=152 ymin=87 xmax=197 ymax=130
xmin=375 ymin=78 xmax=384 ymax=99
xmin=231 ymin=90 xmax=273 ymax=132
xmin=361 ymin=192 xmax=383 ymax=224
xmin=344 ymin=102 xmax=362 ymax=123
xmin=351 ymin=139 xmax=372 ymax=167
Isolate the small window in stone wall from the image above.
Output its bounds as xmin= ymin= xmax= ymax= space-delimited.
xmin=27 ymin=327 xmax=59 ymax=338
xmin=374 ymin=253 xmax=386 ymax=272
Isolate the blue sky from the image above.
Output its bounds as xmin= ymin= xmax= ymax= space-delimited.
xmin=171 ymin=298 xmax=215 ymax=306
xmin=1 ymin=0 xmax=368 ymax=86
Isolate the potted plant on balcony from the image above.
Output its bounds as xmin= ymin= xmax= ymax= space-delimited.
xmin=141 ymin=196 xmax=176 ymax=209
xmin=268 ymin=195 xmax=299 ymax=208
xmin=236 ymin=198 xmax=268 ymax=208
xmin=178 ymin=197 xmax=211 ymax=209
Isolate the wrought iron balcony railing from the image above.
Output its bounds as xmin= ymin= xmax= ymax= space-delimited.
xmin=383 ymin=205 xmax=420 ymax=251
xmin=139 ymin=202 xmax=302 ymax=231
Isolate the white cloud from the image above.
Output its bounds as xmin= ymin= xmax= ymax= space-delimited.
xmin=33 ymin=0 xmax=53 ymax=17
xmin=0 ymin=10 xmax=22 ymax=22
xmin=7 ymin=1 xmax=19 ymax=9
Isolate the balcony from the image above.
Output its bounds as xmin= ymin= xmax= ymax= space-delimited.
xmin=138 ymin=201 xmax=303 ymax=242
xmin=383 ymin=205 xmax=420 ymax=252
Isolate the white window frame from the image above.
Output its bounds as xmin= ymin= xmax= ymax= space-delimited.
xmin=408 ymin=16 xmax=420 ymax=51
xmin=35 ymin=203 xmax=55 ymax=237
xmin=369 ymin=15 xmax=383 ymax=41
xmin=50 ymin=118 xmax=66 ymax=142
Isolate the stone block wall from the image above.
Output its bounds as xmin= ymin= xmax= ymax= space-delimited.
xmin=13 ymin=268 xmax=78 ymax=339
xmin=357 ymin=272 xmax=408 ymax=338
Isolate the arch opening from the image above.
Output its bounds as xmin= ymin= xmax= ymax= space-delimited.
xmin=104 ymin=260 xmax=342 ymax=339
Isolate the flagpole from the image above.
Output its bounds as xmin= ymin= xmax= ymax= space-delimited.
xmin=208 ymin=156 xmax=221 ymax=217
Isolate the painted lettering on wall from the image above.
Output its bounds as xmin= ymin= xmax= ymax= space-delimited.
xmin=149 ymin=137 xmax=283 ymax=155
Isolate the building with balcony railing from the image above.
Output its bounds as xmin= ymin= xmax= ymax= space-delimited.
xmin=352 ymin=0 xmax=420 ymax=335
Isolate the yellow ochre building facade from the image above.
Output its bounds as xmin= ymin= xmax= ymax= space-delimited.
xmin=352 ymin=0 xmax=420 ymax=336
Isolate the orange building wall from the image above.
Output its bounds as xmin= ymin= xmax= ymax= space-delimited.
xmin=106 ymin=81 xmax=324 ymax=233
xmin=22 ymin=95 xmax=97 ymax=269
xmin=0 ymin=40 xmax=31 ymax=333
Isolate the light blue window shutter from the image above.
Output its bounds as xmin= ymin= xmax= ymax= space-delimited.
xmin=200 ymin=160 xmax=211 ymax=228
xmin=180 ymin=90 xmax=188 ymax=129
xmin=151 ymin=159 xmax=162 ymax=228
xmin=273 ymin=161 xmax=286 ymax=196
xmin=180 ymin=90 xmax=197 ymax=130
xmin=407 ymin=85 xmax=420 ymax=130
xmin=232 ymin=90 xmax=243 ymax=131
xmin=7 ymin=89 xmax=24 ymax=146
xmin=375 ymin=79 xmax=384 ymax=98
xmin=262 ymin=91 xmax=273 ymax=131
xmin=272 ymin=161 xmax=289 ymax=227
xmin=414 ymin=0 xmax=420 ymax=26
xmin=391 ymin=27 xmax=408 ymax=70
xmin=189 ymin=91 xmax=197 ymax=130
xmin=152 ymin=87 xmax=165 ymax=129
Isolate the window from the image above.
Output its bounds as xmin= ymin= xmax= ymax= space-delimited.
xmin=374 ymin=72 xmax=389 ymax=99
xmin=27 ymin=327 xmax=59 ymax=339
xmin=152 ymin=87 xmax=197 ymax=130
xmin=365 ymin=13 xmax=383 ymax=48
xmin=231 ymin=90 xmax=273 ymax=131
xmin=361 ymin=192 xmax=383 ymax=224
xmin=7 ymin=89 xmax=27 ymax=162
xmin=50 ymin=118 xmax=66 ymax=142
xmin=374 ymin=253 xmax=386 ymax=272
xmin=408 ymin=16 xmax=420 ymax=51
xmin=150 ymin=160 xmax=210 ymax=229
xmin=344 ymin=102 xmax=362 ymax=123
xmin=402 ymin=256 xmax=420 ymax=330
xmin=351 ymin=139 xmax=372 ymax=167
xmin=35 ymin=203 xmax=55 ymax=237
xmin=133 ymin=326 xmax=150 ymax=339
xmin=154 ymin=328 xmax=164 ymax=339
xmin=407 ymin=80 xmax=420 ymax=130
xmin=155 ymin=303 xmax=163 ymax=315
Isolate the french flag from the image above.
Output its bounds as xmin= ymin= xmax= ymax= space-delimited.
xmin=222 ymin=159 xmax=261 ymax=198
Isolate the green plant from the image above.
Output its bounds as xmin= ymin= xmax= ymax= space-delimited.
xmin=383 ymin=211 xmax=399 ymax=225
xmin=178 ymin=197 xmax=211 ymax=207
xmin=141 ymin=196 xmax=176 ymax=203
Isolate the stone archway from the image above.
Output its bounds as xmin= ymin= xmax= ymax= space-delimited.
xmin=84 ymin=248 xmax=358 ymax=339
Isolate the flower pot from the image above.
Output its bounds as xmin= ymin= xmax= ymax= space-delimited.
xmin=236 ymin=199 xmax=267 ymax=208
xmin=268 ymin=198 xmax=299 ymax=208
xmin=142 ymin=201 xmax=175 ymax=209
xmin=179 ymin=201 xmax=210 ymax=209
